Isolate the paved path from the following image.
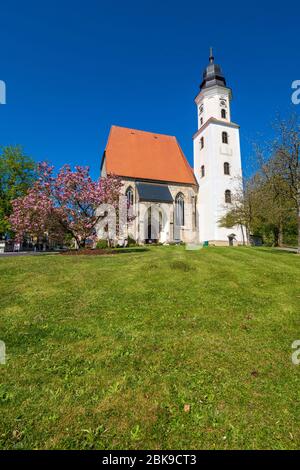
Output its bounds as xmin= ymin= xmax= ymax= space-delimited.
xmin=274 ymin=247 xmax=298 ymax=253
xmin=0 ymin=251 xmax=59 ymax=257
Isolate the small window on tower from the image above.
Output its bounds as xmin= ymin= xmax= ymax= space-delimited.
xmin=225 ymin=189 xmax=232 ymax=204
xmin=200 ymin=137 xmax=204 ymax=149
xmin=199 ymin=104 xmax=204 ymax=114
xmin=224 ymin=162 xmax=230 ymax=175
xmin=201 ymin=165 xmax=205 ymax=177
xmin=222 ymin=131 xmax=228 ymax=144
xmin=221 ymin=109 xmax=226 ymax=119
xmin=200 ymin=117 xmax=203 ymax=126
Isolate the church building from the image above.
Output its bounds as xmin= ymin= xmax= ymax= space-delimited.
xmin=100 ymin=50 xmax=244 ymax=245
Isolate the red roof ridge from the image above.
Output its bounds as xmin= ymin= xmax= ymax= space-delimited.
xmin=109 ymin=124 xmax=177 ymax=140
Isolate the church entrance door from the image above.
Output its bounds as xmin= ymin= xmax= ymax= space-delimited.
xmin=145 ymin=206 xmax=162 ymax=243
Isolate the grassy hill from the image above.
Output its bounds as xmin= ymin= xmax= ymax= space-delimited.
xmin=0 ymin=246 xmax=300 ymax=449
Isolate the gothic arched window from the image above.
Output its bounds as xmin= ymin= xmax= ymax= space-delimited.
xmin=222 ymin=131 xmax=228 ymax=144
xmin=224 ymin=162 xmax=230 ymax=175
xmin=126 ymin=186 xmax=134 ymax=207
xmin=175 ymin=193 xmax=185 ymax=226
xmin=225 ymin=189 xmax=232 ymax=204
xmin=201 ymin=165 xmax=205 ymax=177
xmin=221 ymin=109 xmax=227 ymax=119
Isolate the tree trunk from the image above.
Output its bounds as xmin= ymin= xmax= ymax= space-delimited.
xmin=278 ymin=221 xmax=283 ymax=247
xmin=273 ymin=227 xmax=279 ymax=247
xmin=79 ymin=239 xmax=86 ymax=249
xmin=74 ymin=236 xmax=84 ymax=250
xmin=245 ymin=225 xmax=250 ymax=245
xmin=240 ymin=224 xmax=245 ymax=245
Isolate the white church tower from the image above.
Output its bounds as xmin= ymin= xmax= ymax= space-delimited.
xmin=193 ymin=49 xmax=244 ymax=245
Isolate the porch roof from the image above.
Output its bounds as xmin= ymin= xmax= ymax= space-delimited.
xmin=136 ymin=182 xmax=173 ymax=203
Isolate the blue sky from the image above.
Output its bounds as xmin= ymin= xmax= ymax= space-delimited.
xmin=0 ymin=0 xmax=299 ymax=179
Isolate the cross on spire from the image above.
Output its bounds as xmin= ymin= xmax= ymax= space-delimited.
xmin=209 ymin=47 xmax=214 ymax=63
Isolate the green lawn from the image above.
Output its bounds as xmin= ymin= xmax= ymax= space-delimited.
xmin=0 ymin=246 xmax=300 ymax=449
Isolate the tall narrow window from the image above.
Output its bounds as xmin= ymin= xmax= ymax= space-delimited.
xmin=221 ymin=109 xmax=226 ymax=119
xmin=200 ymin=137 xmax=204 ymax=149
xmin=126 ymin=186 xmax=134 ymax=207
xmin=225 ymin=189 xmax=232 ymax=203
xmin=224 ymin=162 xmax=230 ymax=175
xmin=159 ymin=210 xmax=163 ymax=234
xmin=201 ymin=165 xmax=205 ymax=177
xmin=222 ymin=131 xmax=228 ymax=144
xmin=175 ymin=193 xmax=185 ymax=226
xmin=200 ymin=117 xmax=203 ymax=126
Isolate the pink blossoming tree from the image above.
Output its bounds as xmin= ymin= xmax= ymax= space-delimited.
xmin=9 ymin=162 xmax=124 ymax=248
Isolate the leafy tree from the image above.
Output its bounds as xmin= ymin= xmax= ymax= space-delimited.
xmin=9 ymin=162 xmax=125 ymax=248
xmin=252 ymin=115 xmax=299 ymax=249
xmin=0 ymin=146 xmax=36 ymax=236
xmin=219 ymin=176 xmax=261 ymax=245
xmin=219 ymin=120 xmax=299 ymax=248
xmin=257 ymin=172 xmax=295 ymax=246
xmin=271 ymin=116 xmax=300 ymax=252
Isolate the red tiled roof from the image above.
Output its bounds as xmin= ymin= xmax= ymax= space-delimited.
xmin=103 ymin=125 xmax=197 ymax=185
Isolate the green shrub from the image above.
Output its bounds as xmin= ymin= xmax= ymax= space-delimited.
xmin=127 ymin=236 xmax=137 ymax=247
xmin=96 ymin=239 xmax=108 ymax=249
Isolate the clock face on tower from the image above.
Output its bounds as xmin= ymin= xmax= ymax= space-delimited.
xmin=220 ymin=99 xmax=227 ymax=108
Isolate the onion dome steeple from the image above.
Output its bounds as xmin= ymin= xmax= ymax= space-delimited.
xmin=200 ymin=47 xmax=227 ymax=90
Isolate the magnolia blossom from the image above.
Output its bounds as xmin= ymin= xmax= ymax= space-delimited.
xmin=10 ymin=162 xmax=124 ymax=247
